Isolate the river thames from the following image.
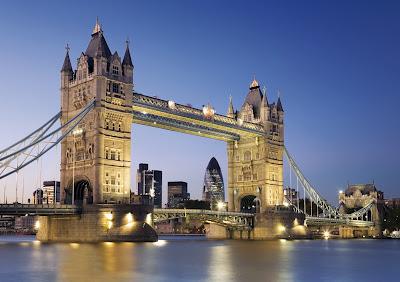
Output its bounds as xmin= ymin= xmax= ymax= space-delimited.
xmin=0 ymin=236 xmax=398 ymax=282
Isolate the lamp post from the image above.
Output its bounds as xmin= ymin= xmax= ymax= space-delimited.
xmin=71 ymin=128 xmax=83 ymax=205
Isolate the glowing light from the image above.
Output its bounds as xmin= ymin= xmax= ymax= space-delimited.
xmin=34 ymin=220 xmax=40 ymax=230
xmin=323 ymin=231 xmax=330 ymax=239
xmin=153 ymin=240 xmax=167 ymax=247
xmin=217 ymin=201 xmax=226 ymax=211
xmin=107 ymin=221 xmax=113 ymax=229
xmin=70 ymin=243 xmax=80 ymax=249
xmin=339 ymin=190 xmax=343 ymax=194
xmin=237 ymin=118 xmax=243 ymax=126
xmin=146 ymin=213 xmax=152 ymax=225
xmin=72 ymin=128 xmax=83 ymax=136
xmin=278 ymin=225 xmax=286 ymax=232
xmin=142 ymin=111 xmax=147 ymax=115
xmin=283 ymin=202 xmax=289 ymax=207
xmin=168 ymin=100 xmax=176 ymax=109
xmin=202 ymin=104 xmax=215 ymax=118
xmin=103 ymin=242 xmax=115 ymax=247
xmin=126 ymin=212 xmax=133 ymax=223
xmin=105 ymin=212 xmax=113 ymax=221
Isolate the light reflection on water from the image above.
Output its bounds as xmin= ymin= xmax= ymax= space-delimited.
xmin=0 ymin=236 xmax=398 ymax=282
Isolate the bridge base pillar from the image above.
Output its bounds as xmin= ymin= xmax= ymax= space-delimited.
xmin=36 ymin=204 xmax=157 ymax=243
xmin=205 ymin=223 xmax=231 ymax=239
xmin=252 ymin=208 xmax=307 ymax=240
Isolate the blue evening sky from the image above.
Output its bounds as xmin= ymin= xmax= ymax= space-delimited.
xmin=0 ymin=0 xmax=399 ymax=205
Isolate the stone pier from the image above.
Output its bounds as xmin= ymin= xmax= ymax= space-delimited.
xmin=36 ymin=204 xmax=157 ymax=242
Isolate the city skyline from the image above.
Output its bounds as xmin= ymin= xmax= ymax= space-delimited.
xmin=0 ymin=1 xmax=399 ymax=204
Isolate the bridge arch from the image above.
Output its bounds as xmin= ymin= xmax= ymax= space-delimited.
xmin=240 ymin=195 xmax=260 ymax=213
xmin=65 ymin=176 xmax=93 ymax=205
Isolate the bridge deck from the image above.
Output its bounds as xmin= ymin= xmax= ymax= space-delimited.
xmin=132 ymin=93 xmax=265 ymax=141
xmin=0 ymin=204 xmax=79 ymax=216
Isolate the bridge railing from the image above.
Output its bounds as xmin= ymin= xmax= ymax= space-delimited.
xmin=153 ymin=208 xmax=254 ymax=218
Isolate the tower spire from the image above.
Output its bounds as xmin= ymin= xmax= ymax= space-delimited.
xmin=277 ymin=90 xmax=284 ymax=112
xmin=261 ymin=85 xmax=268 ymax=107
xmin=122 ymin=37 xmax=133 ymax=67
xmin=61 ymin=44 xmax=73 ymax=73
xmin=92 ymin=17 xmax=102 ymax=35
xmin=250 ymin=75 xmax=259 ymax=89
xmin=227 ymin=95 xmax=235 ymax=117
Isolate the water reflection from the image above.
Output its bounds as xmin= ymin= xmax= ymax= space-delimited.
xmin=0 ymin=237 xmax=398 ymax=282
xmin=208 ymin=245 xmax=233 ymax=281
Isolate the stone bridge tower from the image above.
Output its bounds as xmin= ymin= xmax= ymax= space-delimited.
xmin=60 ymin=21 xmax=133 ymax=204
xmin=227 ymin=79 xmax=284 ymax=213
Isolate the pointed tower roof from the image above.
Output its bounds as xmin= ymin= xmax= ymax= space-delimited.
xmin=261 ymin=86 xmax=269 ymax=107
xmin=122 ymin=39 xmax=133 ymax=67
xmin=277 ymin=97 xmax=284 ymax=112
xmin=92 ymin=17 xmax=102 ymax=35
xmin=85 ymin=19 xmax=112 ymax=59
xmin=61 ymin=45 xmax=73 ymax=72
xmin=241 ymin=77 xmax=263 ymax=118
xmin=227 ymin=95 xmax=234 ymax=116
xmin=250 ymin=77 xmax=259 ymax=89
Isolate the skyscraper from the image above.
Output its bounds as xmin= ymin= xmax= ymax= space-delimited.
xmin=136 ymin=163 xmax=162 ymax=208
xmin=167 ymin=182 xmax=190 ymax=208
xmin=203 ymin=157 xmax=225 ymax=210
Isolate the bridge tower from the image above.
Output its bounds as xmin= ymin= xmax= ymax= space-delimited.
xmin=227 ymin=79 xmax=284 ymax=213
xmin=60 ymin=20 xmax=133 ymax=204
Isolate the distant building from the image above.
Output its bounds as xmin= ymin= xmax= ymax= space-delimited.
xmin=203 ymin=157 xmax=225 ymax=210
xmin=33 ymin=188 xmax=43 ymax=204
xmin=136 ymin=163 xmax=162 ymax=208
xmin=168 ymin=182 xmax=190 ymax=208
xmin=385 ymin=198 xmax=400 ymax=209
xmin=42 ymin=181 xmax=61 ymax=204
xmin=15 ymin=216 xmax=36 ymax=231
xmin=33 ymin=181 xmax=60 ymax=204
xmin=339 ymin=183 xmax=384 ymax=228
xmin=0 ymin=216 xmax=15 ymax=229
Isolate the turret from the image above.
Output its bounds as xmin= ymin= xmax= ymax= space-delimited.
xmin=85 ymin=19 xmax=111 ymax=76
xmin=122 ymin=40 xmax=134 ymax=83
xmin=227 ymin=95 xmax=235 ymax=118
xmin=276 ymin=91 xmax=284 ymax=124
xmin=260 ymin=86 xmax=270 ymax=123
xmin=61 ymin=46 xmax=73 ymax=87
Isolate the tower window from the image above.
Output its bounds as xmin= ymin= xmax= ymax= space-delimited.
xmin=110 ymin=150 xmax=116 ymax=160
xmin=112 ymin=83 xmax=119 ymax=93
xmin=112 ymin=65 xmax=119 ymax=75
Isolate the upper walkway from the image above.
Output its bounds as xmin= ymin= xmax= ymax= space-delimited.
xmin=132 ymin=93 xmax=265 ymax=141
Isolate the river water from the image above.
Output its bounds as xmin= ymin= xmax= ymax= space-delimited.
xmin=0 ymin=235 xmax=398 ymax=282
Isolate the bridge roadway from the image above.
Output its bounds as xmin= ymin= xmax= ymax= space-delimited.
xmin=0 ymin=204 xmax=373 ymax=228
xmin=0 ymin=204 xmax=79 ymax=216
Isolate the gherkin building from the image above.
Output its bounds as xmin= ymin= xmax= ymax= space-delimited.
xmin=203 ymin=157 xmax=225 ymax=210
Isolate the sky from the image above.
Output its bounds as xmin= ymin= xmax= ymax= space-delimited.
xmin=0 ymin=0 xmax=399 ymax=205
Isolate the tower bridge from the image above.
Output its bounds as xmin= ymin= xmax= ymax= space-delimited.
xmin=0 ymin=20 xmax=379 ymax=241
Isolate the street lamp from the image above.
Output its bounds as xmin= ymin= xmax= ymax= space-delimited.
xmin=71 ymin=128 xmax=83 ymax=205
xmin=217 ymin=201 xmax=226 ymax=211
